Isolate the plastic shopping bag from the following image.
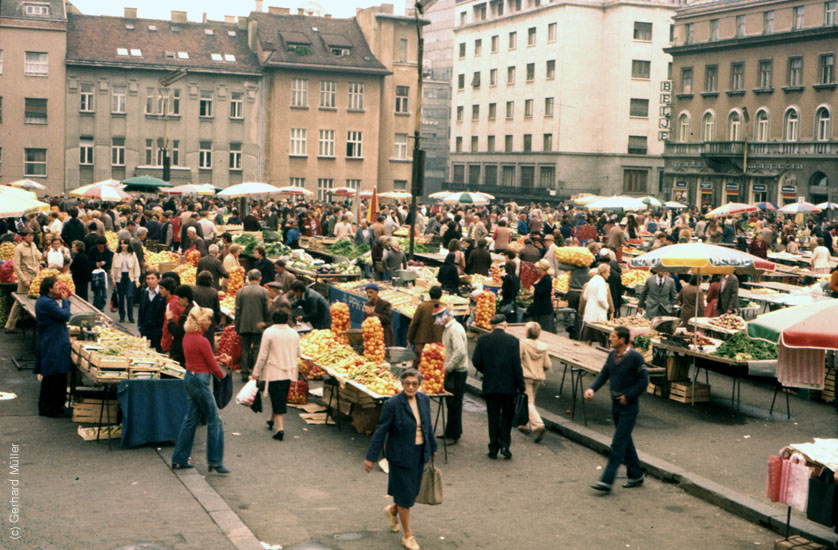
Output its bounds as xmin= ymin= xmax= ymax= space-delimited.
xmin=235 ymin=379 xmax=258 ymax=407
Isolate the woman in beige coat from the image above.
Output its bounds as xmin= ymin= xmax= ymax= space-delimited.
xmin=518 ymin=322 xmax=551 ymax=443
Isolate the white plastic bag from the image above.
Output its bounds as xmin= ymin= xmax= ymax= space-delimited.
xmin=235 ymin=379 xmax=258 ymax=407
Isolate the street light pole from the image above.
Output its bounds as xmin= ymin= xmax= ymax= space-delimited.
xmin=158 ymin=69 xmax=187 ymax=182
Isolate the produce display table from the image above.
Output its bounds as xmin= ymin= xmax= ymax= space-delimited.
xmin=687 ymin=317 xmax=745 ymax=338
xmin=328 ymin=285 xmax=411 ymax=347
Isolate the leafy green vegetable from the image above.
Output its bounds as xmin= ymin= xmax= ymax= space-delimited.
xmin=264 ymin=241 xmax=291 ymax=257
xmin=326 ymin=241 xmax=370 ymax=259
xmin=233 ymin=233 xmax=259 ymax=255
xmin=395 ymin=238 xmax=436 ymax=254
xmin=633 ymin=335 xmax=650 ymax=351
xmin=712 ymin=332 xmax=777 ymax=361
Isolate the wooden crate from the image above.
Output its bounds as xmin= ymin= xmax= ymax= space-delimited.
xmin=822 ymin=368 xmax=835 ymax=403
xmin=669 ymin=381 xmax=710 ymax=403
xmin=665 ymin=356 xmax=692 ymax=381
xmin=646 ymin=382 xmax=669 ymax=398
xmin=90 ymin=355 xmax=130 ymax=370
xmin=72 ymin=399 xmax=119 ymax=424
xmin=77 ymin=425 xmax=122 ymax=441
xmin=774 ymin=535 xmax=826 ymax=550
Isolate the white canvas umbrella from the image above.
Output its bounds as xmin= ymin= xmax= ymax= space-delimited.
xmin=585 ymin=196 xmax=647 ymax=212
xmin=0 ymin=187 xmax=49 ymax=217
xmin=705 ymin=202 xmax=757 ymax=218
xmin=69 ymin=179 xmax=123 ymax=198
xmin=8 ymin=179 xmax=47 ymax=191
xmin=778 ymin=201 xmax=820 ymax=214
xmin=217 ymin=182 xmax=281 ymax=198
xmin=641 ymin=196 xmax=663 ymax=208
xmin=664 ymin=201 xmax=688 ymax=209
xmin=379 ymin=192 xmax=413 ymax=200
xmin=164 ymin=184 xmax=215 ymax=195
xmin=276 ymin=185 xmax=314 ymax=196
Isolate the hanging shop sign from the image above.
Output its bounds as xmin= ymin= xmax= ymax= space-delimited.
xmin=752 ymin=184 xmax=767 ymax=192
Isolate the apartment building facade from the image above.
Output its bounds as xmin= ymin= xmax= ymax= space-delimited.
xmin=448 ymin=0 xmax=679 ymax=201
xmin=63 ymin=10 xmax=263 ymax=192
xmin=665 ymin=0 xmax=838 ymax=208
xmin=0 ymin=0 xmax=67 ymax=194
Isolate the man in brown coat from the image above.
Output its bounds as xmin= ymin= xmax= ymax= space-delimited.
xmin=407 ymin=285 xmax=444 ymax=367
xmin=363 ymin=283 xmax=394 ymax=348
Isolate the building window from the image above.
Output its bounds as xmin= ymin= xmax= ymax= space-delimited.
xmin=290 ymin=128 xmax=307 ymax=156
xmin=291 ymin=79 xmax=308 ymax=107
xmin=199 ymin=141 xmax=212 ymax=168
xmin=80 ymin=84 xmax=94 ymax=113
xmin=455 ymin=137 xmax=463 ymax=152
xmin=685 ymin=23 xmax=694 ymax=44
xmin=230 ymin=92 xmax=243 ymax=118
xmin=632 ymin=60 xmax=650 ymax=79
xmin=490 ymin=68 xmax=497 ymax=86
xmin=526 ymin=63 xmax=534 ymax=81
xmin=548 ymin=23 xmax=557 ymax=42
xmin=112 ymin=137 xmax=125 ymax=166
xmin=348 ymin=83 xmax=364 ymax=110
xmin=399 ymin=39 xmax=408 ymax=63
xmin=730 ymin=62 xmax=745 ymax=90
xmin=628 ymin=136 xmax=647 ymax=154
xmin=79 ymin=137 xmax=93 ymax=165
xmin=345 ymin=179 xmax=361 ymax=190
xmin=318 ymin=129 xmax=335 ymax=157
xmin=736 ymin=15 xmax=746 ymax=37
xmin=24 ymin=148 xmax=46 ymax=176
xmin=784 ymin=109 xmax=799 ymax=140
xmin=728 ymin=111 xmax=741 ymax=140
xmin=508 ymin=31 xmax=516 ymax=50
xmin=491 ymin=35 xmax=499 ymax=53
xmin=681 ymin=67 xmax=693 ymax=93
xmin=705 ymin=65 xmax=718 ymax=92
xmin=467 ymin=164 xmax=480 ymax=185
xmin=472 ymin=71 xmax=481 ymax=89
xmin=785 ymin=57 xmax=802 ymax=86
xmin=546 ymin=60 xmax=555 ymax=79
xmin=633 ymin=21 xmax=652 ymax=41
xmin=702 ymin=112 xmax=715 ymax=141
xmin=458 ymin=43 xmax=466 ymax=58
xmin=520 ymin=166 xmax=534 ymax=187
xmin=755 ymin=110 xmax=769 ymax=142
xmin=474 ymin=39 xmax=482 ymax=56
xmin=456 ymin=105 xmax=464 ymax=122
xmin=459 ymin=11 xmax=466 ymax=26
xmin=290 ymin=177 xmax=306 ymax=189
xmin=145 ymin=139 xmax=154 ymax=165
xmin=474 ymin=2 xmax=487 ymax=21
xmin=471 ymin=136 xmax=478 ymax=152
xmin=543 ymin=133 xmax=553 ymax=152
xmin=505 ymin=135 xmax=513 ymax=152
xmin=171 ymin=89 xmax=181 ymax=115
xmin=394 ymin=133 xmax=408 ymax=159
xmin=488 ymin=102 xmax=497 ymax=120
xmin=629 ymin=98 xmax=649 ymax=118
xmin=320 ymin=80 xmax=336 ymax=108
xmin=24 ymin=3 xmax=50 ymax=16
xmin=524 ymin=99 xmax=533 ymax=117
xmin=171 ymin=140 xmax=180 ymax=166
xmin=458 ymin=74 xmax=465 ymax=90
xmin=24 ymin=51 xmax=48 ymax=76
xmin=507 ymin=66 xmax=515 ymax=85
xmin=472 ymin=104 xmax=480 ymax=120
xmin=502 ymin=164 xmax=514 ymax=185
xmin=523 ymin=134 xmax=532 ymax=152
xmin=487 ymin=136 xmax=495 ymax=152
xmin=453 ymin=164 xmax=465 ymax=183
xmin=758 ymin=60 xmax=772 ymax=89
xmin=24 ymin=98 xmax=47 ymax=124
xmin=199 ymin=90 xmax=213 ymax=117
xmin=816 ymin=107 xmax=831 ymax=140
xmin=484 ymin=164 xmax=497 ymax=185
xmin=763 ymin=11 xmax=774 ymax=34
xmin=539 ymin=166 xmax=554 ymax=188
xmin=346 ymin=131 xmax=363 ymax=158
xmin=820 ymin=54 xmax=835 ymax=84
xmin=709 ymin=19 xmax=719 ymax=41
xmin=317 ymin=178 xmax=333 ymax=201
xmin=545 ymin=97 xmax=554 ymax=117
xmin=156 ymin=89 xmax=169 ymax=115
xmin=111 ymin=85 xmax=126 ymax=113
xmin=506 ymin=101 xmax=514 ymax=119
xmin=229 ymin=143 xmax=242 ymax=170
xmin=527 ymin=27 xmax=536 ymax=46
xmin=793 ymin=6 xmax=804 ymax=30
xmin=623 ymin=170 xmax=647 ymax=194
xmin=678 ymin=114 xmax=690 ymax=142
xmin=827 ymin=2 xmax=836 ymax=26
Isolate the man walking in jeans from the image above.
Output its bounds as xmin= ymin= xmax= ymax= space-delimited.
xmin=585 ymin=325 xmax=649 ymax=492
xmin=472 ymin=314 xmax=524 ymax=460
xmin=235 ymin=269 xmax=269 ymax=382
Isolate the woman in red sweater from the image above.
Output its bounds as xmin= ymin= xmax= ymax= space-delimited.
xmin=170 ymin=306 xmax=229 ymax=474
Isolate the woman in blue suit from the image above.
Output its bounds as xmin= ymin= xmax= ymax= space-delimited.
xmin=34 ymin=276 xmax=73 ymax=417
xmin=365 ymin=369 xmax=438 ymax=550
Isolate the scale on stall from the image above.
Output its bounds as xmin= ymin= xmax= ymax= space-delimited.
xmin=386 ymin=347 xmax=416 ymax=377
xmin=391 ymin=269 xmax=417 ymax=288
xmin=69 ymin=313 xmax=100 ymax=341
xmin=650 ymin=316 xmax=688 ymax=347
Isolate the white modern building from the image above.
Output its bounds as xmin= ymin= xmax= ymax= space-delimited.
xmin=448 ymin=0 xmax=683 ymax=201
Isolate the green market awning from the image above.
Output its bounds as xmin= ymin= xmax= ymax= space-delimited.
xmin=122 ymin=176 xmax=173 ymax=189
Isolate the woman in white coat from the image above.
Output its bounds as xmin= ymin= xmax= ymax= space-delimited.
xmin=110 ymin=238 xmax=141 ymax=323
xmin=581 ymin=263 xmax=611 ymax=343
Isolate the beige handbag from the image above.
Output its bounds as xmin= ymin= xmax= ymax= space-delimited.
xmin=415 ymin=458 xmax=443 ymax=505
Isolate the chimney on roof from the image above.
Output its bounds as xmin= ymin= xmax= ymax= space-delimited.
xmin=254 ymin=0 xmax=263 ymax=12
xmin=202 ymin=12 xmax=208 ymax=23
xmin=124 ymin=7 xmax=137 ymax=19
xmin=297 ymin=8 xmax=305 ymax=15
xmin=171 ymin=11 xmax=187 ymax=23
xmin=324 ymin=13 xmax=331 ymax=18
xmin=248 ymin=19 xmax=258 ymax=51
xmin=225 ymin=15 xmax=236 ymax=24
xmin=381 ymin=4 xmax=394 ymax=14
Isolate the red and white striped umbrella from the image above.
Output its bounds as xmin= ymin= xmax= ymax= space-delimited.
xmin=705 ymin=202 xmax=758 ymax=218
xmin=778 ymin=201 xmax=820 ymax=214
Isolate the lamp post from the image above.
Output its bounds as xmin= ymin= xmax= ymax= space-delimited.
xmin=158 ymin=69 xmax=187 ymax=182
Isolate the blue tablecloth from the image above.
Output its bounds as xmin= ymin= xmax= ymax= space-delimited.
xmin=328 ymin=286 xmax=409 ymax=347
xmin=117 ymin=379 xmax=188 ymax=448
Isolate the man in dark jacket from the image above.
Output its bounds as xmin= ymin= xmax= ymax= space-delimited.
xmin=407 ymin=285 xmax=443 ymax=368
xmin=137 ymin=271 xmax=166 ymax=351
xmin=471 ymin=314 xmax=524 ymax=460
xmin=718 ymin=273 xmax=740 ymax=315
xmin=585 ymin=326 xmax=649 ymax=492
xmin=253 ymin=246 xmax=275 ymax=284
xmin=235 ymin=270 xmax=269 ymax=381
xmin=363 ymin=283 xmax=394 ymax=347
xmin=197 ymin=244 xmax=229 ymax=290
xmin=191 ymin=270 xmax=221 ymax=350
xmin=179 ymin=213 xmax=203 ymax=252
xmin=465 ymin=239 xmax=492 ymax=276
xmin=61 ymin=207 xmax=86 ymax=246
xmin=290 ymin=281 xmax=331 ymax=330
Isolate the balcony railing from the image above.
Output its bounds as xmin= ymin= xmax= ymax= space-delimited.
xmin=666 ymin=140 xmax=838 ymax=156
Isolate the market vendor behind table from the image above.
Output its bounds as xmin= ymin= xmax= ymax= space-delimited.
xmin=363 ymin=283 xmax=394 ymax=348
xmin=34 ymin=275 xmax=73 ymax=418
xmin=290 ymin=281 xmax=331 ymax=330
